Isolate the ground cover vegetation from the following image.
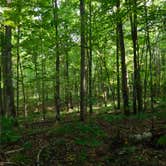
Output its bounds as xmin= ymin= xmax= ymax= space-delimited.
xmin=0 ymin=0 xmax=166 ymax=165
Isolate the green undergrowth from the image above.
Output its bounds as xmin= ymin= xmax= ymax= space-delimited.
xmin=0 ymin=117 xmax=21 ymax=144
xmin=48 ymin=121 xmax=108 ymax=147
xmin=157 ymin=135 xmax=166 ymax=147
xmin=99 ymin=110 xmax=166 ymax=124
xmin=99 ymin=113 xmax=125 ymax=123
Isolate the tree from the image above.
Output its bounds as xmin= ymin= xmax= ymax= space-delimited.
xmin=128 ymin=0 xmax=143 ymax=113
xmin=80 ymin=0 xmax=86 ymax=121
xmin=116 ymin=27 xmax=121 ymax=110
xmin=53 ymin=0 xmax=60 ymax=121
xmin=88 ymin=0 xmax=93 ymax=114
xmin=116 ymin=0 xmax=129 ymax=115
xmin=2 ymin=25 xmax=16 ymax=117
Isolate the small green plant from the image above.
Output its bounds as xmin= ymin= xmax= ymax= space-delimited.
xmin=130 ymin=112 xmax=150 ymax=120
xmin=23 ymin=141 xmax=32 ymax=150
xmin=157 ymin=135 xmax=166 ymax=146
xmin=75 ymin=137 xmax=102 ymax=147
xmin=76 ymin=148 xmax=87 ymax=164
xmin=11 ymin=153 xmax=30 ymax=165
xmin=0 ymin=117 xmax=21 ymax=144
xmin=101 ymin=114 xmax=125 ymax=123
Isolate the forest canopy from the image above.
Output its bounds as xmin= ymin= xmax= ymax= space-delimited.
xmin=0 ymin=0 xmax=165 ymax=119
xmin=0 ymin=0 xmax=166 ymax=165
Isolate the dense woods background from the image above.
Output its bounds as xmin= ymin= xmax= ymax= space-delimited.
xmin=0 ymin=0 xmax=166 ymax=165
xmin=0 ymin=0 xmax=166 ymax=119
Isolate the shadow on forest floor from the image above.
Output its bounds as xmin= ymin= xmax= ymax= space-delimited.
xmin=0 ymin=105 xmax=166 ymax=166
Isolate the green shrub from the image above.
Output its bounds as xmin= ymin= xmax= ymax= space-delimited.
xmin=0 ymin=117 xmax=21 ymax=144
xmin=75 ymin=137 xmax=102 ymax=147
xmin=157 ymin=135 xmax=166 ymax=146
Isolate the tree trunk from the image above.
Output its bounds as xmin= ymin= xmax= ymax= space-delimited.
xmin=20 ymin=60 xmax=27 ymax=117
xmin=129 ymin=0 xmax=143 ymax=113
xmin=41 ymin=39 xmax=46 ymax=120
xmin=3 ymin=26 xmax=16 ymax=117
xmin=88 ymin=0 xmax=93 ymax=114
xmin=80 ymin=0 xmax=86 ymax=121
xmin=16 ymin=26 xmax=20 ymax=116
xmin=116 ymin=28 xmax=121 ymax=110
xmin=65 ymin=52 xmax=70 ymax=111
xmin=144 ymin=1 xmax=154 ymax=111
xmin=117 ymin=0 xmax=129 ymax=115
xmin=53 ymin=0 xmax=60 ymax=120
xmin=0 ymin=28 xmax=4 ymax=116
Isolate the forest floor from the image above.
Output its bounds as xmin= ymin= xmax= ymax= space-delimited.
xmin=0 ymin=107 xmax=166 ymax=166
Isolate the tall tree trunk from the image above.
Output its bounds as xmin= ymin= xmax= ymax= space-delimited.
xmin=16 ymin=26 xmax=20 ymax=116
xmin=116 ymin=28 xmax=121 ymax=110
xmin=117 ymin=0 xmax=129 ymax=115
xmin=41 ymin=39 xmax=46 ymax=120
xmin=41 ymin=58 xmax=45 ymax=120
xmin=80 ymin=0 xmax=86 ymax=121
xmin=3 ymin=26 xmax=16 ymax=117
xmin=0 ymin=60 xmax=2 ymax=116
xmin=88 ymin=0 xmax=93 ymax=114
xmin=143 ymin=45 xmax=148 ymax=111
xmin=65 ymin=52 xmax=70 ymax=111
xmin=129 ymin=0 xmax=142 ymax=113
xmin=144 ymin=2 xmax=154 ymax=111
xmin=0 ymin=28 xmax=4 ymax=116
xmin=53 ymin=0 xmax=60 ymax=120
xmin=34 ymin=52 xmax=41 ymax=111
xmin=20 ymin=60 xmax=27 ymax=116
xmin=0 ymin=64 xmax=2 ymax=116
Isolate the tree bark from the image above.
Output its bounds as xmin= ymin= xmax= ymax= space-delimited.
xmin=16 ymin=26 xmax=20 ymax=116
xmin=117 ymin=0 xmax=129 ymax=115
xmin=144 ymin=1 xmax=154 ymax=111
xmin=80 ymin=0 xmax=86 ymax=121
xmin=0 ymin=27 xmax=4 ymax=116
xmin=116 ymin=28 xmax=121 ymax=110
xmin=88 ymin=0 xmax=93 ymax=114
xmin=129 ymin=0 xmax=143 ymax=113
xmin=3 ymin=26 xmax=16 ymax=117
xmin=53 ymin=0 xmax=60 ymax=120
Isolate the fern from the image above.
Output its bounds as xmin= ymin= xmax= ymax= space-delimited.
xmin=157 ymin=135 xmax=166 ymax=146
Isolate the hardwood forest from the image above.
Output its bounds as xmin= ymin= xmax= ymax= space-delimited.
xmin=0 ymin=0 xmax=166 ymax=165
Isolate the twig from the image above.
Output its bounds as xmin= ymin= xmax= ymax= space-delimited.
xmin=5 ymin=148 xmax=24 ymax=155
xmin=36 ymin=145 xmax=48 ymax=166
xmin=0 ymin=161 xmax=19 ymax=166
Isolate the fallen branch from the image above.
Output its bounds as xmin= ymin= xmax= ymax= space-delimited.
xmin=36 ymin=145 xmax=48 ymax=166
xmin=5 ymin=148 xmax=24 ymax=155
xmin=0 ymin=161 xmax=19 ymax=166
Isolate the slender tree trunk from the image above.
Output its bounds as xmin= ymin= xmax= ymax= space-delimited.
xmin=116 ymin=28 xmax=121 ymax=110
xmin=129 ymin=0 xmax=143 ymax=113
xmin=65 ymin=52 xmax=70 ymax=111
xmin=16 ymin=26 xmax=20 ymax=116
xmin=3 ymin=26 xmax=16 ymax=117
xmin=41 ymin=58 xmax=45 ymax=120
xmin=80 ymin=0 xmax=86 ymax=121
xmin=41 ymin=39 xmax=46 ymax=120
xmin=144 ymin=2 xmax=154 ymax=111
xmin=0 ymin=59 xmax=2 ymax=116
xmin=148 ymin=36 xmax=153 ymax=111
xmin=34 ymin=53 xmax=41 ymax=111
xmin=0 ymin=28 xmax=4 ymax=116
xmin=88 ymin=0 xmax=93 ymax=114
xmin=20 ymin=60 xmax=27 ymax=116
xmin=117 ymin=0 xmax=129 ymax=115
xmin=143 ymin=51 xmax=148 ymax=111
xmin=53 ymin=0 xmax=60 ymax=120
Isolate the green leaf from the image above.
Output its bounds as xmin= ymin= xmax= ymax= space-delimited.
xmin=3 ymin=20 xmax=16 ymax=27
